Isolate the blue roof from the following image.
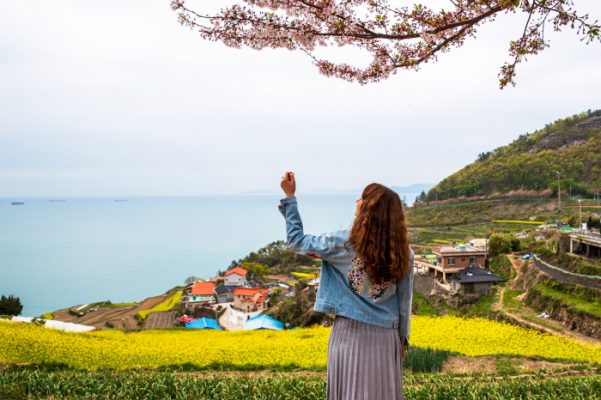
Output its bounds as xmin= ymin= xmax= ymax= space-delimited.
xmin=244 ymin=314 xmax=284 ymax=331
xmin=185 ymin=318 xmax=222 ymax=330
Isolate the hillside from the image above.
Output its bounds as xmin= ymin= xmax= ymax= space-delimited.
xmin=426 ymin=110 xmax=601 ymax=201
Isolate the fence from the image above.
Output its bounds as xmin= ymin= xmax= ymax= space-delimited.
xmin=532 ymin=255 xmax=601 ymax=290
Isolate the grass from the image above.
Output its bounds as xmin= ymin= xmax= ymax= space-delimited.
xmin=489 ymin=255 xmax=515 ymax=281
xmin=412 ymin=291 xmax=440 ymax=316
xmin=520 ymin=314 xmax=564 ymax=333
xmin=502 ymin=289 xmax=524 ymax=312
xmin=107 ymin=302 xmax=139 ymax=308
xmin=41 ymin=313 xmax=54 ymax=320
xmin=1 ymin=365 xmax=600 ymax=400
xmin=492 ymin=220 xmax=546 ymax=225
xmin=502 ymin=288 xmax=566 ymax=332
xmin=495 ymin=357 xmax=519 ymax=375
xmin=528 ymin=283 xmax=601 ymax=319
xmin=460 ymin=292 xmax=498 ymax=318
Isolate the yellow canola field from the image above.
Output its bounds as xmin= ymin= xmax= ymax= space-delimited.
xmin=137 ymin=290 xmax=183 ymax=320
xmin=1 ymin=316 xmax=599 ymax=370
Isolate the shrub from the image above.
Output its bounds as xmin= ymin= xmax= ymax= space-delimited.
xmin=0 ymin=295 xmax=23 ymax=316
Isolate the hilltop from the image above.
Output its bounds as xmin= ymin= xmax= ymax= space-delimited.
xmin=425 ymin=110 xmax=601 ymax=201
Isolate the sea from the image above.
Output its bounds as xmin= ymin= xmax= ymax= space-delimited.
xmin=0 ymin=194 xmax=418 ymax=317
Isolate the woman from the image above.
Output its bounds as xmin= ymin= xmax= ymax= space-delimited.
xmin=279 ymin=172 xmax=413 ymax=400
xmin=278 ymin=171 xmax=414 ymax=400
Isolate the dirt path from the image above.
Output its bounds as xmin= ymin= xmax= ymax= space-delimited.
xmin=494 ymin=255 xmax=600 ymax=345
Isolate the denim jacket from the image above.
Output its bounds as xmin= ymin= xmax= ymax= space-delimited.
xmin=278 ymin=195 xmax=414 ymax=346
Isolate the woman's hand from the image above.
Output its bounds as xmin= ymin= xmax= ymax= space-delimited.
xmin=280 ymin=171 xmax=296 ymax=197
xmin=401 ymin=342 xmax=408 ymax=360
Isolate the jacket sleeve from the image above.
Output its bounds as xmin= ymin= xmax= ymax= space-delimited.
xmin=278 ymin=196 xmax=342 ymax=261
xmin=397 ymin=251 xmax=414 ymax=348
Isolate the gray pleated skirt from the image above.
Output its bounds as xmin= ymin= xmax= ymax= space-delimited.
xmin=327 ymin=315 xmax=403 ymax=400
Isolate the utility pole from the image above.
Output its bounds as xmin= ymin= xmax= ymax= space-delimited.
xmin=578 ymin=199 xmax=583 ymax=231
xmin=556 ymin=171 xmax=561 ymax=229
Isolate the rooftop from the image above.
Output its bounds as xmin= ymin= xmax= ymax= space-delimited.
xmin=234 ymin=286 xmax=268 ymax=296
xmin=225 ymin=266 xmax=248 ymax=277
xmin=245 ymin=314 xmax=284 ymax=331
xmin=190 ymin=281 xmax=216 ymax=296
xmin=451 ymin=266 xmax=506 ymax=284
xmin=214 ymin=285 xmax=237 ymax=295
xmin=434 ymin=243 xmax=489 ymax=256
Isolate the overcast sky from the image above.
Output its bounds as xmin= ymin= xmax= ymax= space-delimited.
xmin=1 ymin=1 xmax=600 ymax=197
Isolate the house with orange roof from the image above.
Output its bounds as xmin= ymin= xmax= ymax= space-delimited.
xmin=224 ymin=266 xmax=248 ymax=286
xmin=186 ymin=281 xmax=216 ymax=305
xmin=233 ymin=286 xmax=269 ymax=312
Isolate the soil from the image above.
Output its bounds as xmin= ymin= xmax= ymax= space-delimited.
xmin=50 ymin=293 xmax=174 ymax=330
xmin=442 ymin=355 xmax=579 ymax=374
xmin=442 ymin=356 xmax=497 ymax=374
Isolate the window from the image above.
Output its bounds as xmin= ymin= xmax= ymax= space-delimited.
xmin=470 ymin=256 xmax=477 ymax=265
xmin=448 ymin=257 xmax=455 ymax=266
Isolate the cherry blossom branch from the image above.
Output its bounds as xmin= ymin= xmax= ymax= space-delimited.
xmin=171 ymin=0 xmax=600 ymax=88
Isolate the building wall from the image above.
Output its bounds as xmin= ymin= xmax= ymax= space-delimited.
xmin=233 ymin=293 xmax=266 ymax=312
xmin=225 ymin=273 xmax=247 ymax=286
xmin=439 ymin=255 xmax=486 ymax=269
xmin=189 ymin=294 xmax=215 ymax=303
xmin=457 ymin=281 xmax=492 ymax=296
xmin=217 ymin=292 xmax=234 ymax=303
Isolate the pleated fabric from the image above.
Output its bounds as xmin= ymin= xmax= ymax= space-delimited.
xmin=326 ymin=315 xmax=403 ymax=400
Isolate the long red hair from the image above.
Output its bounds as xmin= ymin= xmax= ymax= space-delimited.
xmin=348 ymin=183 xmax=410 ymax=285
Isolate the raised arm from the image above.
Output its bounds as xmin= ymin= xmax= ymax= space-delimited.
xmin=278 ymin=195 xmax=342 ymax=259
xmin=278 ymin=171 xmax=346 ymax=261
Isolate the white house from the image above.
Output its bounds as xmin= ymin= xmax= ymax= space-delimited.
xmin=224 ymin=266 xmax=248 ymax=286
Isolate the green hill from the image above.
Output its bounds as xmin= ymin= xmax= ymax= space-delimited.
xmin=426 ymin=110 xmax=601 ymax=201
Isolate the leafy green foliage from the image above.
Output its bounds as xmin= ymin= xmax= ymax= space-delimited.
xmin=0 ymin=295 xmax=22 ymax=316
xmin=1 ymin=367 xmax=600 ymax=399
xmin=526 ymin=280 xmax=601 ymax=319
xmin=229 ymin=241 xmax=318 ymax=274
xmin=239 ymin=261 xmax=270 ymax=283
xmin=489 ymin=234 xmax=521 ymax=256
xmin=427 ymin=110 xmax=601 ymax=201
xmin=489 ymin=256 xmax=515 ymax=280
xmin=412 ymin=291 xmax=440 ymax=316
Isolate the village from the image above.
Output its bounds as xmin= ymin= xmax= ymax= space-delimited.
xmin=34 ymin=213 xmax=601 ymax=336
xmin=178 ymin=265 xmax=320 ymax=331
xmin=176 ymin=238 xmax=510 ymax=331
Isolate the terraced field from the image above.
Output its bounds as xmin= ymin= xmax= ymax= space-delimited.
xmin=143 ymin=311 xmax=177 ymax=330
xmin=50 ymin=292 xmax=175 ymax=330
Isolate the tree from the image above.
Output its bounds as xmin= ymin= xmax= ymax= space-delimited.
xmin=240 ymin=261 xmax=270 ymax=283
xmin=172 ymin=0 xmax=600 ymax=88
xmin=0 ymin=294 xmax=23 ymax=316
xmin=184 ymin=275 xmax=201 ymax=285
xmin=488 ymin=233 xmax=513 ymax=255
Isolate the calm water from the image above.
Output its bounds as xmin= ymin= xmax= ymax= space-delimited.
xmin=0 ymin=194 xmax=421 ymax=317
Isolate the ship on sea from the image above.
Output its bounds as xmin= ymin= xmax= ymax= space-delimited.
xmin=11 ymin=201 xmax=25 ymax=206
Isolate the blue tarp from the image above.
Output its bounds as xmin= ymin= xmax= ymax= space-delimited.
xmin=185 ymin=317 xmax=222 ymax=330
xmin=245 ymin=314 xmax=284 ymax=331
